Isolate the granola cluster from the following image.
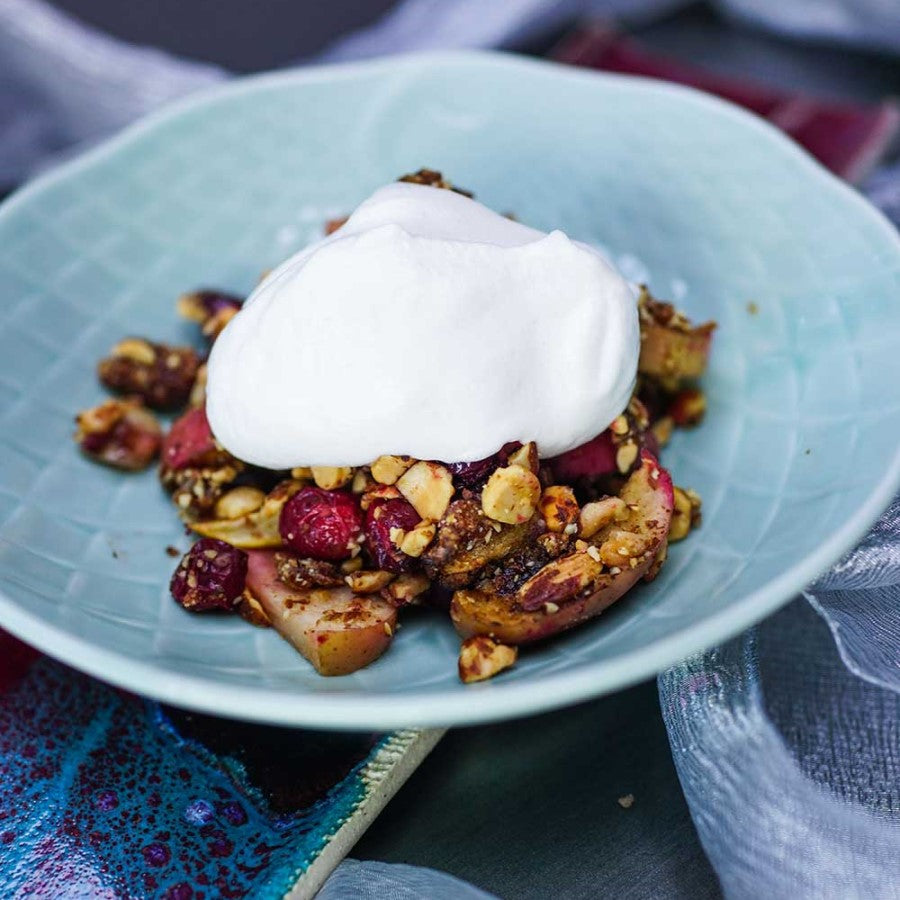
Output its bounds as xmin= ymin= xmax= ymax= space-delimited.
xmin=74 ymin=170 xmax=714 ymax=682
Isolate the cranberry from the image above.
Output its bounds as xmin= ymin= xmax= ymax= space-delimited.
xmin=548 ymin=430 xmax=616 ymax=481
xmin=194 ymin=290 xmax=242 ymax=318
xmin=162 ymin=406 xmax=218 ymax=470
xmin=170 ymin=538 xmax=247 ymax=612
xmin=279 ymin=486 xmax=363 ymax=561
xmin=364 ymin=498 xmax=421 ymax=573
xmin=178 ymin=290 xmax=242 ymax=323
xmin=445 ymin=442 xmax=521 ymax=489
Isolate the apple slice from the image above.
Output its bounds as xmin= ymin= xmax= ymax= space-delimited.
xmin=161 ymin=405 xmax=220 ymax=470
xmin=639 ymin=320 xmax=715 ymax=380
xmin=189 ymin=480 xmax=302 ymax=548
xmin=245 ymin=550 xmax=397 ymax=676
xmin=451 ymin=451 xmax=673 ymax=644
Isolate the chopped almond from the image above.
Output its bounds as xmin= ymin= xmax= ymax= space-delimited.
xmin=399 ymin=520 xmax=437 ymax=557
xmin=598 ymin=529 xmax=653 ymax=567
xmin=669 ymin=486 xmax=702 ymax=542
xmin=651 ymin=415 xmax=674 ymax=448
xmin=360 ymin=483 xmax=402 ymax=511
xmin=384 ymin=573 xmax=430 ymax=605
xmin=370 ymin=455 xmax=414 ymax=485
xmin=311 ymin=466 xmax=353 ymax=490
xmin=213 ymin=486 xmax=266 ymax=520
xmin=539 ymin=485 xmax=579 ymax=533
xmin=397 ymin=461 xmax=455 ymax=521
xmin=579 ymin=496 xmax=627 ymax=539
xmin=458 ymin=636 xmax=517 ymax=683
xmin=481 ymin=465 xmax=541 ymax=524
xmin=345 ymin=569 xmax=395 ymax=593
xmin=615 ymin=441 xmax=639 ymax=474
xmin=506 ymin=441 xmax=539 ymax=474
xmin=351 ymin=469 xmax=372 ymax=494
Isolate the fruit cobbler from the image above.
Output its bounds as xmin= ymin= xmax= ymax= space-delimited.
xmin=74 ymin=170 xmax=714 ymax=683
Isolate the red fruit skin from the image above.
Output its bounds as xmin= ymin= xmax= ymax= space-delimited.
xmin=364 ymin=498 xmax=421 ymax=573
xmin=548 ymin=430 xmax=617 ymax=481
xmin=446 ymin=442 xmax=522 ymax=489
xmin=162 ymin=406 xmax=218 ymax=470
xmin=279 ymin=486 xmax=363 ymax=562
xmin=170 ymin=538 xmax=247 ymax=612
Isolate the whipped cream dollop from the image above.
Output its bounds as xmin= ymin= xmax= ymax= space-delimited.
xmin=207 ymin=182 xmax=638 ymax=469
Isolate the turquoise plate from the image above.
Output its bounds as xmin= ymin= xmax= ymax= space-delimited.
xmin=1 ymin=52 xmax=898 ymax=729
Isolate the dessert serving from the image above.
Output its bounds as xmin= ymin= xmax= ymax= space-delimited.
xmin=74 ymin=169 xmax=714 ymax=683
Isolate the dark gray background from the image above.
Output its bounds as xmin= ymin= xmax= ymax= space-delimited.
xmin=38 ymin=3 xmax=900 ymax=896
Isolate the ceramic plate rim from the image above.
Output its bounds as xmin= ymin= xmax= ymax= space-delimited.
xmin=1 ymin=50 xmax=899 ymax=729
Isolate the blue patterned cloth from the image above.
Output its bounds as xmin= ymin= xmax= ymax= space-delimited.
xmin=1 ymin=1 xmax=899 ymax=897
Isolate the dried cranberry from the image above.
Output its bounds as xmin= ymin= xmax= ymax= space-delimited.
xmin=364 ymin=498 xmax=421 ymax=573
xmin=279 ymin=487 xmax=363 ymax=562
xmin=162 ymin=406 xmax=218 ymax=470
xmin=177 ymin=290 xmax=242 ymax=322
xmin=548 ymin=431 xmax=616 ymax=481
xmin=445 ymin=442 xmax=521 ymax=489
xmin=170 ymin=538 xmax=247 ymax=612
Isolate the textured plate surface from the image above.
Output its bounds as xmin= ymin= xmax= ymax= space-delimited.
xmin=1 ymin=52 xmax=899 ymax=729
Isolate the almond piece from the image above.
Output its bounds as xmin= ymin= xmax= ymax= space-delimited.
xmin=539 ymin=485 xmax=580 ymax=533
xmin=669 ymin=486 xmax=701 ymax=542
xmin=311 ymin=466 xmax=353 ymax=490
xmin=458 ymin=636 xmax=517 ymax=683
xmin=384 ymin=573 xmax=430 ymax=605
xmin=399 ymin=520 xmax=437 ymax=557
xmin=598 ymin=528 xmax=653 ymax=567
xmin=615 ymin=441 xmax=639 ymax=474
xmin=112 ymin=337 xmax=156 ymax=365
xmin=651 ymin=415 xmax=674 ymax=448
xmin=579 ymin=496 xmax=628 ymax=539
xmin=214 ymin=486 xmax=266 ymax=520
xmin=506 ymin=441 xmax=539 ymax=474
xmin=360 ymin=483 xmax=402 ymax=511
xmin=345 ymin=569 xmax=395 ymax=593
xmin=351 ymin=469 xmax=372 ymax=494
xmin=397 ymin=461 xmax=455 ymax=521
xmin=370 ymin=455 xmax=414 ymax=485
xmin=291 ymin=466 xmax=313 ymax=481
xmin=481 ymin=465 xmax=541 ymax=524
xmin=189 ymin=363 xmax=208 ymax=408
